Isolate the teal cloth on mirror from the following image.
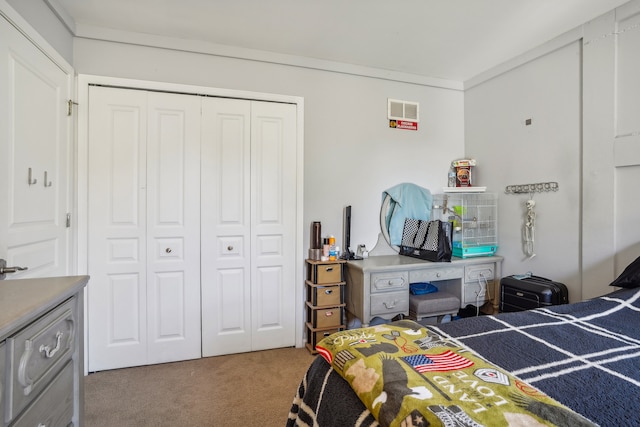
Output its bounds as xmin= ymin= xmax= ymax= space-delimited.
xmin=382 ymin=183 xmax=432 ymax=246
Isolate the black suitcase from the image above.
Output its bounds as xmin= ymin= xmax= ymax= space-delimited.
xmin=500 ymin=275 xmax=568 ymax=312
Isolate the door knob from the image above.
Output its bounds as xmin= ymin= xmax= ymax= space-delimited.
xmin=0 ymin=259 xmax=28 ymax=280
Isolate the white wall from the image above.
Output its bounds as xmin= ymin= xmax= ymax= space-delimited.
xmin=72 ymin=38 xmax=465 ymax=255
xmin=465 ymin=41 xmax=582 ymax=300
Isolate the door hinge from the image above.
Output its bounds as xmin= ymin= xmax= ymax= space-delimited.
xmin=67 ymin=99 xmax=78 ymax=116
xmin=66 ymin=213 xmax=71 ymax=228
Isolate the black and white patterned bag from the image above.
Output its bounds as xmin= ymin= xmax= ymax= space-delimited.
xmin=399 ymin=218 xmax=452 ymax=262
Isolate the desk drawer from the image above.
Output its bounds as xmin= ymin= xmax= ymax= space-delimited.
xmin=370 ymin=291 xmax=409 ymax=316
xmin=465 ymin=263 xmax=495 ymax=283
xmin=409 ymin=267 xmax=462 ymax=283
xmin=7 ymin=298 xmax=76 ymax=420
xmin=11 ymin=361 xmax=74 ymax=427
xmin=371 ymin=272 xmax=408 ymax=292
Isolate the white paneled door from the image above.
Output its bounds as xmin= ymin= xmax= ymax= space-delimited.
xmin=582 ymin=3 xmax=640 ymax=298
xmin=87 ymin=86 xmax=201 ymax=371
xmin=0 ymin=16 xmax=72 ymax=278
xmin=201 ymin=98 xmax=297 ymax=357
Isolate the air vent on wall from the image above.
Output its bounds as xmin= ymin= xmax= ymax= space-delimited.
xmin=388 ymin=98 xmax=419 ymax=122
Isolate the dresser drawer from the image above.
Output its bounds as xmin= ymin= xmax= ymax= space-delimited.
xmin=370 ymin=291 xmax=409 ymax=316
xmin=370 ymin=272 xmax=408 ymax=292
xmin=11 ymin=361 xmax=74 ymax=427
xmin=7 ymin=297 xmax=76 ymax=420
xmin=409 ymin=266 xmax=462 ymax=283
xmin=465 ymin=263 xmax=495 ymax=283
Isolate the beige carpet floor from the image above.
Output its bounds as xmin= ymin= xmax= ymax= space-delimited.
xmin=84 ymin=347 xmax=316 ymax=426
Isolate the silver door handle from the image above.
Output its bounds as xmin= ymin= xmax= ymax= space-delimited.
xmin=0 ymin=259 xmax=28 ymax=279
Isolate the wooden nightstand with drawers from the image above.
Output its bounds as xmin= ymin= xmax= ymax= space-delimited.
xmin=305 ymin=259 xmax=346 ymax=354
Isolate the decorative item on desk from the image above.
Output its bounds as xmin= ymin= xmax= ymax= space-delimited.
xmin=309 ymin=221 xmax=322 ymax=260
xmin=447 ymin=167 xmax=456 ymax=187
xmin=356 ymin=244 xmax=368 ymax=259
xmin=452 ymin=159 xmax=476 ymax=187
xmin=328 ymin=235 xmax=337 ymax=260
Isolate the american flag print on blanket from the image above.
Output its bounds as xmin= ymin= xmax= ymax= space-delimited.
xmin=402 ymin=350 xmax=474 ymax=373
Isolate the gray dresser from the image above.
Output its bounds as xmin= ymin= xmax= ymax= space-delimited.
xmin=0 ymin=276 xmax=88 ymax=427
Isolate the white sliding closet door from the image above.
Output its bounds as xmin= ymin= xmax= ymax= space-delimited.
xmin=146 ymin=91 xmax=202 ymax=364
xmin=201 ymin=98 xmax=297 ymax=356
xmin=87 ymin=86 xmax=201 ymax=371
xmin=250 ymin=101 xmax=297 ymax=351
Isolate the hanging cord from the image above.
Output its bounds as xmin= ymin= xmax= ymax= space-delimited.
xmin=475 ymin=272 xmax=491 ymax=316
xmin=523 ymin=198 xmax=536 ymax=259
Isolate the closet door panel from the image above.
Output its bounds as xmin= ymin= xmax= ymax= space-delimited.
xmin=87 ymin=86 xmax=148 ymax=371
xmin=146 ymin=92 xmax=202 ymax=363
xmin=201 ymin=97 xmax=252 ymax=356
xmin=250 ymin=101 xmax=297 ymax=350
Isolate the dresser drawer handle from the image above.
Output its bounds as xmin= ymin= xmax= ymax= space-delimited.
xmin=383 ymin=301 xmax=397 ymax=309
xmin=325 ymin=267 xmax=334 ymax=272
xmin=324 ymin=289 xmax=333 ymax=295
xmin=325 ymin=311 xmax=334 ymax=317
xmin=39 ymin=331 xmax=63 ymax=359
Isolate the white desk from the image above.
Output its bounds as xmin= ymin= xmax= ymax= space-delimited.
xmin=345 ymin=255 xmax=503 ymax=326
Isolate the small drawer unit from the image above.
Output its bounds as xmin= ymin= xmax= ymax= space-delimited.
xmin=305 ymin=259 xmax=346 ymax=354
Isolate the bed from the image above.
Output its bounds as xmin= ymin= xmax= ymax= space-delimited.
xmin=287 ymin=258 xmax=640 ymax=427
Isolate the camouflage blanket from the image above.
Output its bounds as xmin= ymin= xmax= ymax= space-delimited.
xmin=315 ymin=320 xmax=595 ymax=427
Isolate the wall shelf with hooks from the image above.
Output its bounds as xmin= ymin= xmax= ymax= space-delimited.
xmin=504 ymin=182 xmax=559 ymax=194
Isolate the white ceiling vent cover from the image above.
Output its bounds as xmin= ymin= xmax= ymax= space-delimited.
xmin=388 ymin=99 xmax=419 ymax=122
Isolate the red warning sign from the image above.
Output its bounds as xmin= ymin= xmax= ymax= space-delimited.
xmin=389 ymin=119 xmax=418 ymax=131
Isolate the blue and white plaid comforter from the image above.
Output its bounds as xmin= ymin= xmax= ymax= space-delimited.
xmin=432 ymin=287 xmax=640 ymax=425
xmin=288 ymin=288 xmax=640 ymax=427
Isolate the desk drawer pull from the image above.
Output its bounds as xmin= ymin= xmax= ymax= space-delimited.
xmin=39 ymin=331 xmax=63 ymax=359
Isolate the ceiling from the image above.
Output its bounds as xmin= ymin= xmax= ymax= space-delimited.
xmin=53 ymin=0 xmax=630 ymax=82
